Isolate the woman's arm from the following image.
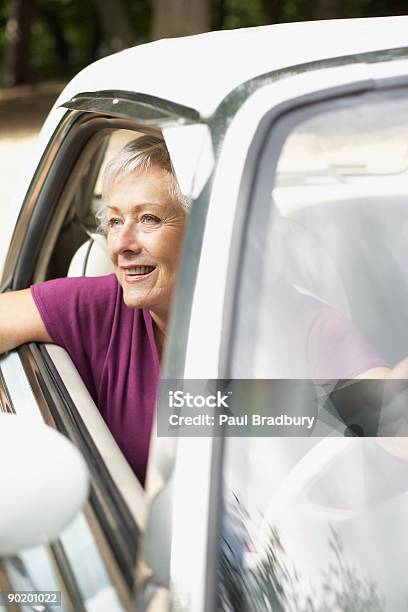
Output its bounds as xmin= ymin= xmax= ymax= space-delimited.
xmin=354 ymin=366 xmax=391 ymax=379
xmin=0 ymin=289 xmax=52 ymax=354
xmin=355 ymin=358 xmax=408 ymax=379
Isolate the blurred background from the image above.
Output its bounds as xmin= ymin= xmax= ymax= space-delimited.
xmin=0 ymin=0 xmax=407 ymax=267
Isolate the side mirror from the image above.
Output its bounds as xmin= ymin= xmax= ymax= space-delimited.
xmin=0 ymin=413 xmax=89 ymax=556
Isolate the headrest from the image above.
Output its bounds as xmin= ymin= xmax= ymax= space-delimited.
xmin=68 ymin=234 xmax=114 ymax=277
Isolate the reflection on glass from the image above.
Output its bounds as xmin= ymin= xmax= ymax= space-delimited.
xmin=4 ymin=549 xmax=68 ymax=611
xmin=59 ymin=512 xmax=124 ymax=611
xmin=232 ymin=91 xmax=408 ymax=380
xmin=220 ymin=437 xmax=408 ymax=611
xmin=2 ymin=512 xmax=125 ymax=612
xmin=224 ymin=90 xmax=408 ymax=610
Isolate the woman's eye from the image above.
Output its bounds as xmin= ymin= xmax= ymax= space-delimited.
xmin=107 ymin=217 xmax=122 ymax=229
xmin=141 ymin=214 xmax=160 ymax=225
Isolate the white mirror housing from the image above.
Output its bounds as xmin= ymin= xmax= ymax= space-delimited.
xmin=0 ymin=413 xmax=89 ymax=556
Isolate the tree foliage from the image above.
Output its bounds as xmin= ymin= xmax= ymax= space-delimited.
xmin=1 ymin=0 xmax=407 ymax=87
xmin=1 ymin=0 xmax=150 ymax=85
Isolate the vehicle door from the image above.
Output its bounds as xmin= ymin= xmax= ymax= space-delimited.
xmin=144 ymin=53 xmax=408 ymax=611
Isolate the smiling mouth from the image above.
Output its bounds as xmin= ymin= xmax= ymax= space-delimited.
xmin=124 ymin=265 xmax=156 ymax=277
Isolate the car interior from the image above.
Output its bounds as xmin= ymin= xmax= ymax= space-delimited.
xmin=34 ymin=129 xmax=138 ymax=282
xmin=249 ymin=90 xmax=408 ymax=380
xmin=290 ymin=198 xmax=408 ymax=366
xmin=266 ymin=195 xmax=408 ymax=373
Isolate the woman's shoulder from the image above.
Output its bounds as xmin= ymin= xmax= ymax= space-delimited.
xmin=31 ymin=273 xmax=120 ymax=313
xmin=52 ymin=273 xmax=118 ymax=289
xmin=35 ymin=272 xmax=118 ymax=292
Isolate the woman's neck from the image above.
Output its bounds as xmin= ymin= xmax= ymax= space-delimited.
xmin=150 ymin=311 xmax=167 ymax=362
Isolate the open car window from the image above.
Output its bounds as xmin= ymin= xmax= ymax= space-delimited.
xmin=33 ymin=128 xmax=144 ymax=283
xmin=0 ymin=123 xmax=168 ymax=609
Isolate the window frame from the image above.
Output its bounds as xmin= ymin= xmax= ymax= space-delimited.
xmin=0 ymin=91 xmax=202 ymax=607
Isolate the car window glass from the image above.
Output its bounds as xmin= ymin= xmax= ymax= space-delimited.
xmin=232 ymin=89 xmax=408 ymax=379
xmin=59 ymin=513 xmax=125 ymax=610
xmin=4 ymin=512 xmax=125 ymax=611
xmin=219 ymin=88 xmax=408 ymax=611
xmin=4 ymin=546 xmax=69 ymax=611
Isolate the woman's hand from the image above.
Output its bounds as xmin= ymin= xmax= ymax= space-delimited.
xmin=376 ymin=357 xmax=408 ymax=458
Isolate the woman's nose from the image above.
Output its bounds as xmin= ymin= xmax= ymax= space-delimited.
xmin=112 ymin=222 xmax=142 ymax=254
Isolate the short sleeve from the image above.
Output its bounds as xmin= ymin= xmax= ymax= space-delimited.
xmin=31 ymin=274 xmax=120 ymax=400
xmin=307 ymin=307 xmax=387 ymax=379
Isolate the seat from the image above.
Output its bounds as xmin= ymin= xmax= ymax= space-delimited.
xmin=275 ymin=213 xmax=351 ymax=320
xmin=67 ymin=233 xmax=114 ymax=277
xmin=291 ymin=197 xmax=408 ymax=365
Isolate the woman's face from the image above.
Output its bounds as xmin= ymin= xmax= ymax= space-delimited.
xmin=106 ymin=166 xmax=186 ymax=323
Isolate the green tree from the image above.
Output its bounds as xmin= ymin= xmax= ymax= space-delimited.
xmin=1 ymin=0 xmax=146 ymax=86
xmin=2 ymin=0 xmax=408 ymax=87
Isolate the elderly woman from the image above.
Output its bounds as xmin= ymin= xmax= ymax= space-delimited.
xmin=0 ymin=135 xmax=406 ymax=486
xmin=0 ymin=136 xmax=187 ymax=485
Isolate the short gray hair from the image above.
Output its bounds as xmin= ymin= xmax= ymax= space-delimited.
xmin=97 ymin=135 xmax=190 ymax=232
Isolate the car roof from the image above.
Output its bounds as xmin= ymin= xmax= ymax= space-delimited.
xmin=58 ymin=16 xmax=408 ymax=118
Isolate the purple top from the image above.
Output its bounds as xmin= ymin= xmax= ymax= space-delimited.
xmin=31 ymin=275 xmax=385 ymax=484
xmin=268 ymin=283 xmax=387 ymax=378
xmin=304 ymin=302 xmax=386 ymax=379
xmin=31 ymin=274 xmax=160 ymax=485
